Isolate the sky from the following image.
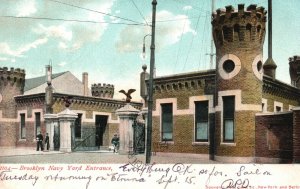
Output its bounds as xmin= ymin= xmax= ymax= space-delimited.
xmin=0 ymin=0 xmax=300 ymax=101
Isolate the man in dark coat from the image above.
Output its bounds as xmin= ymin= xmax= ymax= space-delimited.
xmin=36 ymin=131 xmax=44 ymax=151
xmin=111 ymin=134 xmax=119 ymax=153
xmin=45 ymin=133 xmax=50 ymax=151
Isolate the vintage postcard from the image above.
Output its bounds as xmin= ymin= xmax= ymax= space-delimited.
xmin=0 ymin=0 xmax=300 ymax=188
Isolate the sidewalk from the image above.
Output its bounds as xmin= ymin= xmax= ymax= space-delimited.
xmin=0 ymin=147 xmax=113 ymax=157
xmin=0 ymin=147 xmax=63 ymax=157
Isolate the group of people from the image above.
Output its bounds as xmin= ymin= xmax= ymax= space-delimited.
xmin=36 ymin=131 xmax=50 ymax=151
xmin=36 ymin=131 xmax=119 ymax=153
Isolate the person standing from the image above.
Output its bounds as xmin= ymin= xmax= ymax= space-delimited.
xmin=111 ymin=134 xmax=119 ymax=153
xmin=45 ymin=133 xmax=50 ymax=151
xmin=95 ymin=134 xmax=100 ymax=150
xmin=36 ymin=131 xmax=44 ymax=151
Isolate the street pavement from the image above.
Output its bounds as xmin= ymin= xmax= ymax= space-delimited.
xmin=0 ymin=147 xmax=218 ymax=164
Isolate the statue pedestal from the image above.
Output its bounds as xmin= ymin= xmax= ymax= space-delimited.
xmin=44 ymin=114 xmax=58 ymax=151
xmin=58 ymin=108 xmax=77 ymax=152
xmin=116 ymin=103 xmax=139 ymax=155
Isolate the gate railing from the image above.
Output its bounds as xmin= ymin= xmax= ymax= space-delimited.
xmin=73 ymin=132 xmax=95 ymax=150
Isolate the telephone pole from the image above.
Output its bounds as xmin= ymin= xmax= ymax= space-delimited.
xmin=145 ymin=0 xmax=157 ymax=164
xmin=210 ymin=0 xmax=215 ymax=69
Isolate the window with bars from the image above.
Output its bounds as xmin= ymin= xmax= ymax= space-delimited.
xmin=161 ymin=103 xmax=173 ymax=141
xmin=223 ymin=96 xmax=235 ymax=142
xmin=195 ymin=101 xmax=209 ymax=142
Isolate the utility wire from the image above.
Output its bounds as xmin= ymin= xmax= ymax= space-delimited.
xmin=198 ymin=13 xmax=208 ymax=70
xmin=156 ymin=15 xmax=206 ymax=23
xmin=182 ymin=10 xmax=202 ymax=71
xmin=47 ymin=0 xmax=143 ymax=25
xmin=173 ymin=11 xmax=188 ymax=72
xmin=1 ymin=15 xmax=206 ymax=26
xmin=130 ymin=0 xmax=149 ymax=25
xmin=168 ymin=0 xmax=210 ymax=14
xmin=0 ymin=15 xmax=147 ymax=26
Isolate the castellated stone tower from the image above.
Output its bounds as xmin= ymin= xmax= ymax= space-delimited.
xmin=289 ymin=56 xmax=300 ymax=88
xmin=212 ymin=4 xmax=267 ymax=162
xmin=0 ymin=67 xmax=25 ymax=146
xmin=91 ymin=83 xmax=114 ymax=98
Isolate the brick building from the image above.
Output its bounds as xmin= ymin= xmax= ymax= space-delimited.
xmin=0 ymin=66 xmax=142 ymax=150
xmin=140 ymin=5 xmax=300 ymax=163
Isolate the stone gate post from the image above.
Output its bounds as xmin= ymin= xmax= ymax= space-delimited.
xmin=58 ymin=108 xmax=77 ymax=152
xmin=44 ymin=114 xmax=58 ymax=151
xmin=116 ymin=103 xmax=139 ymax=154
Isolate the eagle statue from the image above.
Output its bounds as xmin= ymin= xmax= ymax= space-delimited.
xmin=62 ymin=96 xmax=73 ymax=108
xmin=119 ymin=89 xmax=136 ymax=103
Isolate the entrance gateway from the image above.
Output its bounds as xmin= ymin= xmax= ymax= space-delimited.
xmin=95 ymin=115 xmax=108 ymax=148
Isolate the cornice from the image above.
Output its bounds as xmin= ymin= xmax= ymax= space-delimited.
xmin=14 ymin=92 xmax=142 ymax=110
xmin=263 ymin=75 xmax=300 ymax=100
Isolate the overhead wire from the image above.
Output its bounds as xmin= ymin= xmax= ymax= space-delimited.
xmin=198 ymin=13 xmax=208 ymax=70
xmin=0 ymin=15 xmax=208 ymax=26
xmin=130 ymin=0 xmax=149 ymax=25
xmin=156 ymin=15 xmax=206 ymax=23
xmin=0 ymin=15 xmax=147 ymax=26
xmin=47 ymin=0 xmax=143 ymax=25
xmin=173 ymin=10 xmax=188 ymax=72
xmin=169 ymin=0 xmax=210 ymax=14
xmin=182 ymin=9 xmax=202 ymax=71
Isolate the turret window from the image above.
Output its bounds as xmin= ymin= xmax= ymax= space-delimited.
xmin=252 ymin=55 xmax=263 ymax=80
xmin=257 ymin=61 xmax=262 ymax=72
xmin=218 ymin=54 xmax=241 ymax=80
xmin=223 ymin=60 xmax=235 ymax=73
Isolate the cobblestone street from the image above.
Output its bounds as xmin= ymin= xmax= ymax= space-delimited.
xmin=0 ymin=148 xmax=217 ymax=164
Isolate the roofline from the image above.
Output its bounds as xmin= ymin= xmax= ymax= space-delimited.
xmin=14 ymin=92 xmax=143 ymax=106
xmin=149 ymin=69 xmax=216 ymax=83
xmin=25 ymin=71 xmax=68 ymax=80
xmin=263 ymin=75 xmax=300 ymax=95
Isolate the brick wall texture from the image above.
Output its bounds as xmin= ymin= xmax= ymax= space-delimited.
xmin=263 ymin=93 xmax=299 ymax=112
xmin=152 ymin=78 xmax=212 ymax=154
xmin=215 ymin=111 xmax=256 ymax=157
xmin=255 ymin=113 xmax=293 ymax=163
xmin=293 ymin=110 xmax=300 ymax=162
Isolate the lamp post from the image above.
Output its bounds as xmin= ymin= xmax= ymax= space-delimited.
xmin=145 ymin=0 xmax=157 ymax=164
xmin=142 ymin=34 xmax=156 ymax=78
xmin=142 ymin=34 xmax=151 ymax=60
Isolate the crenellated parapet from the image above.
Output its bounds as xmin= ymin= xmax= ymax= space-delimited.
xmin=91 ymin=83 xmax=114 ymax=98
xmin=212 ymin=4 xmax=267 ymax=49
xmin=0 ymin=67 xmax=25 ymax=93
